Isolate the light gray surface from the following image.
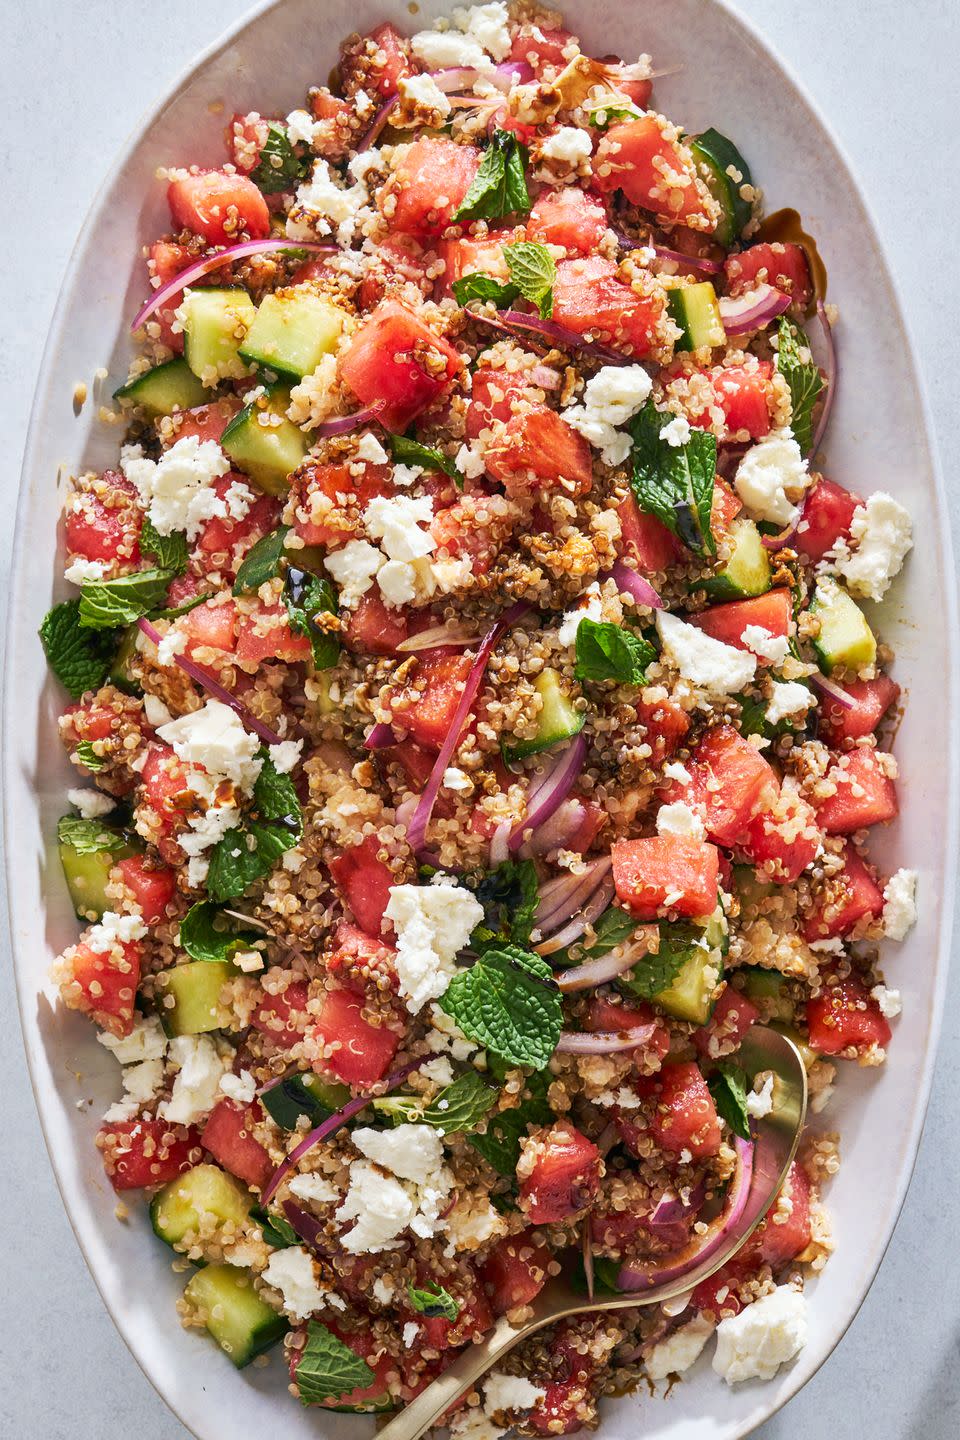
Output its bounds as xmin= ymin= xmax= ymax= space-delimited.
xmin=1 ymin=1 xmax=958 ymax=1436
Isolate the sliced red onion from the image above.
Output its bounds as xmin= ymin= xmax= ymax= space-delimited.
xmin=404 ymin=602 xmax=531 ymax=859
xmin=555 ymin=920 xmax=643 ymax=992
xmin=137 ymin=617 xmax=282 ymax=746
xmin=538 ymin=877 xmax=615 ymax=957
xmin=488 ymin=819 xmax=512 ymax=868
xmin=718 ymin=284 xmax=792 ymax=336
xmin=556 ymin=1019 xmax=662 ymax=1054
xmin=760 ymin=514 xmax=801 ymax=552
xmin=520 ymin=797 xmax=590 ymax=860
xmin=647 ymin=1179 xmax=706 ymax=1235
xmin=313 ymin=399 xmax=386 ymax=436
xmin=470 ymin=310 xmax=629 ymax=366
xmin=613 ymin=231 xmax=723 ymax=276
xmin=809 ymin=671 xmax=857 ymax=711
xmin=508 ymin=733 xmax=587 ymax=855
xmin=357 ymin=95 xmax=398 ymax=151
xmin=130 ymin=240 xmax=334 ymax=333
xmin=282 ymin=1199 xmax=328 ymax=1251
xmin=617 ymin=1137 xmax=754 ymax=1290
xmin=605 ymin=559 xmax=663 ymax=610
xmin=810 ymin=299 xmax=837 ymax=456
xmin=260 ymin=1061 xmax=418 ymax=1206
xmin=429 ymin=61 xmax=532 ymax=93
xmin=364 ymin=722 xmax=398 ymax=750
xmin=582 ymin=1225 xmax=595 ymax=1302
xmin=395 ymin=624 xmax=483 ymax=653
xmin=535 ymin=856 xmax=612 ymax=935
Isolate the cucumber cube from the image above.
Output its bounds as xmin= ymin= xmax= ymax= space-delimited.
xmin=221 ymin=386 xmax=310 ymax=496
xmin=114 ymin=358 xmax=208 ymax=418
xmin=182 ymin=1264 xmax=287 ymax=1368
xmin=158 ymin=960 xmax=233 ymax=1036
xmin=810 ymin=578 xmax=877 ymax=673
xmin=700 ymin=517 xmax=771 ymax=600
xmin=150 ymin=1163 xmax=251 ymax=1249
xmin=667 ymin=282 xmax=726 ymax=352
xmin=182 ymin=287 xmax=256 ymax=383
xmin=239 ymin=291 xmax=346 ymax=381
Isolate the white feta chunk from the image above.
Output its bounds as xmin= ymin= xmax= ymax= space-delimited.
xmin=159 ymin=1035 xmax=233 ymax=1127
xmin=766 ymin=681 xmax=815 ymax=726
xmin=745 ymin=1072 xmax=774 ymax=1118
xmin=289 ymin=1172 xmax=341 ymax=1205
xmin=563 ymin=365 xmax=652 ymax=468
xmin=98 ymin=1016 xmax=168 ymax=1065
xmin=871 ymin=984 xmax=902 ymax=1019
xmin=483 ymin=1372 xmax=546 ymax=1416
xmin=355 ymin=431 xmax=390 ymax=465
xmin=120 ymin=436 xmax=231 ymax=540
xmin=399 ymin=73 xmax=453 ymax=119
xmin=67 ymin=787 xmax=115 ymax=819
xmin=364 ymin=494 xmax=435 ymax=563
xmin=832 ymin=492 xmax=913 ymax=601
xmin=661 ymin=414 xmax=692 ymax=448
xmin=157 ymin=699 xmax=262 ymax=793
xmin=540 ymin=126 xmax=593 ymax=165
xmin=740 ymin=624 xmax=790 ymax=666
xmin=734 ymin=429 xmax=810 ymax=527
xmin=262 ymin=1246 xmax=330 ymax=1320
xmin=268 ymin=738 xmax=303 ymax=774
xmin=323 ymin=539 xmax=384 ymax=606
xmin=882 ymin=867 xmax=917 ymax=940
xmin=646 ymin=1314 xmax=715 ymax=1380
xmin=656 ymin=611 xmax=757 ymax=694
xmin=453 ymin=2 xmax=512 ymax=59
xmin=384 ymin=883 xmax=485 ymax=1013
xmin=712 ymin=1285 xmax=808 ymax=1384
xmin=557 ymin=581 xmax=603 ymax=647
xmin=219 ymin=1068 xmax=257 ymax=1105
xmin=86 ymin=909 xmax=147 ymax=950
xmin=656 ymin=800 xmax=706 ymax=840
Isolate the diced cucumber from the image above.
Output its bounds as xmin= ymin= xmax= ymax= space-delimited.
xmin=731 ymin=863 xmax=776 ymax=908
xmin=503 ymin=667 xmax=585 ymax=763
xmin=114 ymin=358 xmax=208 ymax=418
xmin=158 ymin=960 xmax=233 ymax=1036
xmin=810 ymin=578 xmax=877 ymax=674
xmin=769 ymin=1020 xmax=819 ymax=1071
xmin=182 ymin=1264 xmax=287 ymax=1368
xmin=739 ymin=968 xmax=793 ymax=1022
xmin=654 ymin=945 xmax=722 ymax=1024
xmin=260 ymin=1072 xmax=350 ymax=1130
xmin=700 ymin=517 xmax=771 ymax=600
xmin=667 ymin=282 xmax=726 ymax=352
xmin=221 ymin=386 xmax=310 ymax=496
xmin=238 ymin=291 xmax=346 ymax=381
xmin=689 ymin=129 xmax=754 ymax=246
xmin=150 ymin=1163 xmax=252 ymax=1249
xmin=182 ymin=288 xmax=256 ymax=384
xmin=310 ymin=670 xmax=339 ymax=717
xmin=108 ymin=625 xmax=142 ymax=695
xmin=59 ymin=833 xmax=139 ymax=921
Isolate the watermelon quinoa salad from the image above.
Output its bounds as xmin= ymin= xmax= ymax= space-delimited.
xmin=38 ymin=0 xmax=920 ymax=1427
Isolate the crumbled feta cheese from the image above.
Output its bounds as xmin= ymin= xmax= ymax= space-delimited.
xmin=285 ymin=108 xmax=324 ymax=145
xmin=453 ymin=1 xmax=512 ymax=59
xmin=410 ymin=28 xmax=491 ymax=71
xmin=287 ymin=159 xmax=368 ymax=246
xmin=156 ymin=626 xmax=187 ymax=667
xmin=178 ymin=802 xmax=243 ymax=882
xmin=86 ymin=909 xmax=147 ymax=950
xmin=832 ymin=492 xmax=913 ymax=601
xmin=384 ymin=883 xmax=485 ymax=1013
xmin=364 ymin=494 xmax=435 ymax=562
xmin=564 ymin=365 xmax=652 ymax=468
xmin=391 ymin=462 xmax=423 ymax=488
xmin=268 ymin=738 xmax=303 ymax=774
xmin=713 ymin=1285 xmax=808 ymax=1384
xmin=143 ymin=694 xmax=173 ymax=728
xmin=766 ymin=681 xmax=815 ymax=726
xmin=334 ymin=1161 xmax=419 ymax=1253
xmin=418 ymin=1054 xmax=456 ymax=1088
xmin=233 ymin=949 xmax=265 ymax=972
xmin=663 ymin=760 xmax=692 ymax=784
xmin=323 ymin=539 xmax=384 ymax=606
xmin=372 ymin=1276 xmax=396 ymax=1305
xmin=661 ymin=414 xmax=692 ymax=448
xmin=377 ymin=559 xmax=419 ymax=606
xmin=455 ymin=442 xmax=486 ymax=479
xmin=120 ymin=436 xmax=230 ymax=539
xmin=403 ymin=1321 xmax=421 ymax=1347
xmin=444 ymin=1193 xmax=508 ymax=1254
xmin=557 ymin=581 xmax=603 ymax=646
xmin=871 ymin=984 xmax=902 ymax=1019
xmin=289 ymin=1172 xmax=340 ymax=1205
xmin=646 ymin=1314 xmax=715 ymax=1381
xmin=64 ymin=556 xmax=107 ymax=585
xmin=734 ymin=429 xmax=810 ymax=527
xmin=262 ymin=1247 xmax=330 ymax=1320
xmin=656 ymin=800 xmax=706 ymax=840
xmin=882 ymin=868 xmax=917 ymax=940
xmin=540 ymin=126 xmax=593 ymax=165
xmin=657 ymin=611 xmax=757 ymax=694
xmin=102 ymin=1057 xmax=165 ymax=1123
xmin=740 ymin=624 xmax=790 ymax=666
xmin=158 ymin=699 xmax=262 ymax=793
xmin=483 ymin=1372 xmax=546 ymax=1416
xmin=67 ymin=787 xmax=115 ymax=819
xmin=442 ymin=767 xmax=472 ymax=793
xmin=352 ymin=1124 xmax=445 ymax=1185
xmin=98 ymin=1016 xmax=168 ymax=1065
xmin=356 ymin=431 xmax=390 ymax=465
xmin=159 ymin=1035 xmax=233 ymax=1126
xmin=426 ymin=1006 xmax=477 ymax=1061
xmin=746 ymin=1072 xmax=774 ymax=1119
xmin=449 ymin=1411 xmax=506 ymax=1440
xmin=219 ymin=1068 xmax=257 ymax=1105
xmin=399 ymin=72 xmax=453 ymax=119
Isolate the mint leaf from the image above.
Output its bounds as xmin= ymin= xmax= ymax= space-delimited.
xmin=255 ymin=753 xmax=303 ymax=831
xmin=708 ymin=1062 xmax=751 ymax=1140
xmin=376 ymin=1070 xmax=497 ymax=1133
xmin=251 ymin=1205 xmax=298 ymax=1248
xmin=233 ymin=525 xmax=290 ymax=595
xmin=295 ymin=1321 xmax=376 ymax=1405
xmin=551 ymin=904 xmax=638 ymax=968
xmin=451 ymin=272 xmax=519 ymax=310
xmin=470 ymin=1069 xmax=552 ymax=1175
xmin=440 ymin=945 xmax=561 ymax=1069
xmin=140 ymin=518 xmax=188 ymax=576
xmin=251 ymin=122 xmax=310 ymax=195
xmin=57 ymin=815 xmax=129 ymax=855
xmin=586 ymin=100 xmax=645 ymax=130
xmin=388 ymin=433 xmax=462 ymax=482
xmin=75 ymin=740 xmax=106 ymax=771
xmin=629 ymin=401 xmax=717 ymax=558
xmin=619 ymin=922 xmax=716 ymax=1001
xmin=39 ymin=600 xmax=116 ymax=698
xmin=179 ymin=899 xmax=264 ymax=963
xmin=153 ymin=590 xmax=215 ymax=619
xmin=284 ymin=567 xmax=339 ymax=670
xmin=574 ymin=618 xmax=656 ymax=685
xmin=473 ymin=859 xmax=539 ymax=946
xmin=78 ymin=569 xmax=174 ymax=629
xmin=452 ymin=129 xmax=531 ymax=224
xmin=205 ymin=755 xmax=302 ymax=902
xmin=776 ymin=316 xmax=824 ymax=455
xmin=503 ymin=241 xmax=556 ymax=320
xmin=407 ymin=1284 xmax=460 ymax=1322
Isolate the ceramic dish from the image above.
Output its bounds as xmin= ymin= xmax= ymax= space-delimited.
xmin=6 ymin=1 xmax=956 ymax=1437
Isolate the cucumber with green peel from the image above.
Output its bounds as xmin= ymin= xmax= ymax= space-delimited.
xmin=653 ymin=945 xmax=722 ymax=1024
xmin=502 ymin=667 xmax=585 ymax=763
xmin=181 ymin=287 xmax=256 ymax=383
xmin=738 ymin=967 xmax=794 ymax=1022
xmin=114 ymin=358 xmax=209 ymax=418
xmin=260 ymin=1072 xmax=350 ymax=1130
xmin=158 ymin=960 xmax=233 ymax=1036
xmin=182 ymin=1263 xmax=287 ymax=1368
xmin=810 ymin=578 xmax=877 ymax=674
xmin=689 ymin=129 xmax=754 ymax=246
xmin=221 ymin=386 xmax=311 ymax=495
xmin=59 ymin=833 xmax=139 ymax=921
xmin=238 ymin=291 xmax=346 ymax=381
xmin=667 ymin=282 xmax=726 ymax=352
xmin=150 ymin=1163 xmax=252 ymax=1249
xmin=700 ymin=516 xmax=771 ymax=600
xmin=108 ymin=625 xmax=142 ymax=695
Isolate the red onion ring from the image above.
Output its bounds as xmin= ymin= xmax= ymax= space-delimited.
xmin=282 ymin=1199 xmax=328 ymax=1251
xmin=404 ymin=602 xmax=531 ymax=859
xmin=760 ymin=515 xmax=801 ymax=552
xmin=605 ymin=559 xmax=664 ymax=610
xmin=617 ymin=1137 xmax=754 ymax=1290
xmin=131 ymin=240 xmax=334 ymax=333
xmin=537 ymin=877 xmax=615 ymax=957
xmin=428 ymin=60 xmax=533 ymax=93
xmin=488 ymin=819 xmax=512 ymax=867
xmin=395 ymin=624 xmax=483 ymax=652
xmin=357 ymin=96 xmax=398 ymax=151
xmin=556 ymin=1018 xmax=662 ymax=1054
xmin=313 ymin=399 xmax=386 ymax=436
xmin=535 ymin=856 xmax=612 ymax=934
xmin=809 ymin=671 xmax=857 ymax=711
xmin=553 ymin=914 xmax=648 ymax=993
xmin=520 ymin=797 xmax=591 ymax=860
xmin=507 ymin=733 xmax=587 ymax=855
xmin=647 ymin=1179 xmax=707 ymax=1234
xmin=137 ymin=617 xmax=282 ymax=746
xmin=260 ymin=1061 xmax=418 ymax=1205
xmin=470 ymin=310 xmax=630 ymax=366
xmin=719 ymin=284 xmax=792 ymax=336
xmin=613 ymin=230 xmax=723 ymax=276
xmin=364 ymin=722 xmax=398 ymax=750
xmin=809 ymin=299 xmax=837 ymax=456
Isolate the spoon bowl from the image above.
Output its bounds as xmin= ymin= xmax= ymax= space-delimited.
xmin=377 ymin=1026 xmax=807 ymax=1440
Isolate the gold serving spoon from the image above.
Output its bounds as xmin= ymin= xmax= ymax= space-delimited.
xmin=376 ymin=1026 xmax=807 ymax=1440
